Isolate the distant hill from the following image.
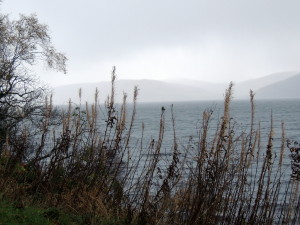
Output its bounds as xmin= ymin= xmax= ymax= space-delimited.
xmin=255 ymin=73 xmax=300 ymax=99
xmin=165 ymin=71 xmax=300 ymax=99
xmin=52 ymin=71 xmax=300 ymax=104
xmin=52 ymin=79 xmax=221 ymax=104
xmin=165 ymin=78 xmax=228 ymax=97
xmin=234 ymin=71 xmax=299 ymax=98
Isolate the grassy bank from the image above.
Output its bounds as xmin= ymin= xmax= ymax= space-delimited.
xmin=0 ymin=70 xmax=300 ymax=224
xmin=0 ymin=199 xmax=128 ymax=225
xmin=0 ymin=200 xmax=85 ymax=225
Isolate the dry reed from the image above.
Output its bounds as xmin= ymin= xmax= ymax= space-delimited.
xmin=0 ymin=67 xmax=299 ymax=224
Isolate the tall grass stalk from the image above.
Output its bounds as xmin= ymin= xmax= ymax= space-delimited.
xmin=0 ymin=68 xmax=299 ymax=224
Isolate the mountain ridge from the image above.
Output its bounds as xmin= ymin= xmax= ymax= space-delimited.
xmin=52 ymin=71 xmax=300 ymax=104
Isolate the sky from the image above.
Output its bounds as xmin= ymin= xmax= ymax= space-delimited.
xmin=2 ymin=0 xmax=300 ymax=87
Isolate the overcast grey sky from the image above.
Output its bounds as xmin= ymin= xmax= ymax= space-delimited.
xmin=2 ymin=0 xmax=300 ymax=86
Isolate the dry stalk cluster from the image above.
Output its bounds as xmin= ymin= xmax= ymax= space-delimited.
xmin=0 ymin=69 xmax=299 ymax=224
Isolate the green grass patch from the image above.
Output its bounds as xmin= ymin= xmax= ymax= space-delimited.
xmin=0 ymin=200 xmax=84 ymax=225
xmin=0 ymin=200 xmax=50 ymax=225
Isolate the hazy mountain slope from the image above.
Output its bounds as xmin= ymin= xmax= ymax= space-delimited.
xmin=234 ymin=71 xmax=299 ymax=98
xmin=52 ymin=82 xmax=110 ymax=105
xmin=255 ymin=73 xmax=300 ymax=99
xmin=52 ymin=72 xmax=300 ymax=104
xmin=166 ymin=71 xmax=300 ymax=99
xmin=165 ymin=78 xmax=228 ymax=96
xmin=52 ymin=79 xmax=222 ymax=104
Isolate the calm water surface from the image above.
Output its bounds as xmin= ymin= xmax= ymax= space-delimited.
xmin=125 ymin=99 xmax=299 ymax=177
xmin=132 ymin=99 xmax=300 ymax=144
xmin=125 ymin=99 xmax=300 ymax=198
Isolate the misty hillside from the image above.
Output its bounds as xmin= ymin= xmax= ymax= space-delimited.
xmin=165 ymin=79 xmax=228 ymax=96
xmin=234 ymin=71 xmax=299 ymax=98
xmin=164 ymin=71 xmax=300 ymax=99
xmin=52 ymin=71 xmax=300 ymax=104
xmin=52 ymin=79 xmax=220 ymax=104
xmin=255 ymin=73 xmax=300 ymax=99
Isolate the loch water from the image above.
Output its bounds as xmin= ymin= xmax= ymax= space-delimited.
xmin=132 ymin=99 xmax=300 ymax=144
xmin=126 ymin=99 xmax=300 ymax=179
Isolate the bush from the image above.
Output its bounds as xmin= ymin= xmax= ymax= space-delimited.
xmin=0 ymin=12 xmax=67 ymax=147
xmin=0 ymin=70 xmax=300 ymax=224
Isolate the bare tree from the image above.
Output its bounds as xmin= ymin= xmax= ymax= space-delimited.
xmin=0 ymin=12 xmax=67 ymax=144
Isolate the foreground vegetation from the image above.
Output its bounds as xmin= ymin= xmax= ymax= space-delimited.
xmin=0 ymin=69 xmax=299 ymax=224
xmin=0 ymin=200 xmax=87 ymax=225
xmin=1 ymin=7 xmax=300 ymax=225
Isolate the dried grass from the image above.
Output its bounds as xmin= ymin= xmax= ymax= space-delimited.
xmin=0 ymin=67 xmax=299 ymax=224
